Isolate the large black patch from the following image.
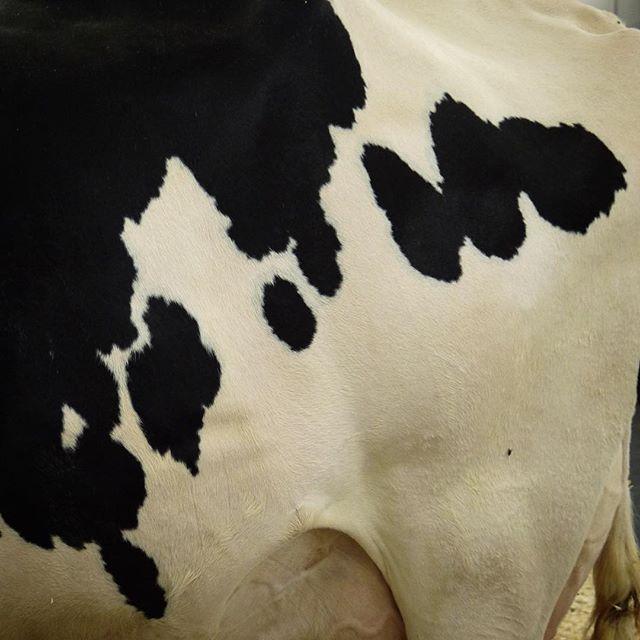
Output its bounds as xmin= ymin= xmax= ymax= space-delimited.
xmin=0 ymin=0 xmax=364 ymax=619
xmin=128 ymin=298 xmax=221 ymax=476
xmin=363 ymin=95 xmax=626 ymax=282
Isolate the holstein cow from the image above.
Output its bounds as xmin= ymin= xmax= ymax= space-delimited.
xmin=1 ymin=1 xmax=639 ymax=639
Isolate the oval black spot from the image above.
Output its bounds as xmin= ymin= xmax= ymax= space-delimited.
xmin=128 ymin=298 xmax=221 ymax=476
xmin=263 ymin=278 xmax=316 ymax=351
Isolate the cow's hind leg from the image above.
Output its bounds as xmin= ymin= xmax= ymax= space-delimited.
xmin=590 ymin=486 xmax=640 ymax=640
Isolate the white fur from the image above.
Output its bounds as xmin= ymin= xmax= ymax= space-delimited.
xmin=1 ymin=1 xmax=639 ymax=638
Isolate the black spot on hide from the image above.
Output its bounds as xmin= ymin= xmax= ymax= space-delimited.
xmin=263 ymin=278 xmax=317 ymax=351
xmin=128 ymin=299 xmax=221 ymax=476
xmin=363 ymin=95 xmax=626 ymax=281
xmin=98 ymin=531 xmax=166 ymax=620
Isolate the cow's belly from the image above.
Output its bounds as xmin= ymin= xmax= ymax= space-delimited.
xmin=2 ymin=150 xmax=639 ymax=640
xmin=2 ymin=152 xmax=639 ymax=640
xmin=2 ymin=163 xmax=636 ymax=640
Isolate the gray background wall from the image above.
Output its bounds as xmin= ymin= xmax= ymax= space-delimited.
xmin=581 ymin=0 xmax=640 ymax=26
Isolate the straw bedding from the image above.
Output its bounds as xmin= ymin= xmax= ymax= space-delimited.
xmin=554 ymin=576 xmax=595 ymax=640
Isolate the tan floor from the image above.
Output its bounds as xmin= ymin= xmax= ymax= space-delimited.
xmin=554 ymin=576 xmax=595 ymax=640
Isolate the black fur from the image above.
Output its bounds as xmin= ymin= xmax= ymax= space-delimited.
xmin=0 ymin=0 xmax=364 ymax=618
xmin=128 ymin=298 xmax=221 ymax=476
xmin=263 ymin=278 xmax=317 ymax=351
xmin=363 ymin=95 xmax=626 ymax=281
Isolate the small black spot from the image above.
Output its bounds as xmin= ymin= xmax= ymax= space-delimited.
xmin=263 ymin=278 xmax=317 ymax=352
xmin=507 ymin=449 xmax=513 ymax=457
xmin=363 ymin=94 xmax=626 ymax=282
xmin=128 ymin=298 xmax=221 ymax=476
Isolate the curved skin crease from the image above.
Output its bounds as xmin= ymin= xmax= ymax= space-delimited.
xmin=217 ymin=530 xmax=407 ymax=640
xmin=1 ymin=1 xmax=640 ymax=640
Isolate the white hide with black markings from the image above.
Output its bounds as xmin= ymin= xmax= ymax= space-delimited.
xmin=1 ymin=1 xmax=639 ymax=639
